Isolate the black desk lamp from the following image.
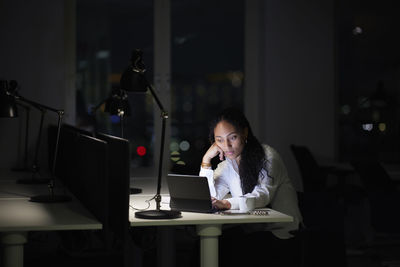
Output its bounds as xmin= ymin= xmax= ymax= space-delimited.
xmin=121 ymin=49 xmax=181 ymax=219
xmin=92 ymin=87 xmax=131 ymax=138
xmin=92 ymin=88 xmax=142 ymax=195
xmin=0 ymin=80 xmax=71 ymax=203
xmin=1 ymin=81 xmax=50 ymax=183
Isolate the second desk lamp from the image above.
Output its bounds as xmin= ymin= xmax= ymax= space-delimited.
xmin=120 ymin=49 xmax=181 ymax=219
xmin=92 ymin=87 xmax=142 ymax=195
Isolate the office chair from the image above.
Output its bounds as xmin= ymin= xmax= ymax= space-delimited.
xmin=290 ymin=145 xmax=364 ymax=266
xmin=290 ymin=144 xmax=355 ymax=193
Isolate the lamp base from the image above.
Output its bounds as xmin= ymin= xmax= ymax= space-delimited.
xmin=130 ymin=187 xmax=142 ymax=194
xmin=30 ymin=194 xmax=71 ymax=203
xmin=135 ymin=209 xmax=181 ymax=219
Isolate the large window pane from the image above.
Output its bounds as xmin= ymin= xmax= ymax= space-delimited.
xmin=76 ymin=0 xmax=155 ymax=175
xmin=170 ymin=0 xmax=245 ymax=174
xmin=336 ymin=0 xmax=400 ymax=163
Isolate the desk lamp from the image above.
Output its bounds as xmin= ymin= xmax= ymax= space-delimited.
xmin=121 ymin=49 xmax=181 ymax=219
xmin=92 ymin=88 xmax=142 ymax=195
xmin=0 ymin=80 xmax=71 ymax=203
xmin=1 ymin=80 xmax=52 ymax=183
xmin=92 ymin=87 xmax=131 ymax=138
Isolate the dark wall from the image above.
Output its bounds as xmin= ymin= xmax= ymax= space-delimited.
xmin=0 ymin=0 xmax=73 ymax=170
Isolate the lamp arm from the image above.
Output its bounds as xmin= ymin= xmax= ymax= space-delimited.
xmin=13 ymin=93 xmax=64 ymax=189
xmin=145 ymin=83 xmax=168 ymax=211
xmin=32 ymin=109 xmax=46 ymax=175
xmin=155 ymin=114 xmax=167 ymax=210
xmin=15 ymin=94 xmax=62 ymax=114
xmin=49 ymin=110 xmax=63 ymax=195
xmin=147 ymin=84 xmax=165 ymax=112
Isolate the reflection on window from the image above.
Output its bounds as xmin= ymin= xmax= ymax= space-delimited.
xmin=170 ymin=0 xmax=244 ymax=174
xmin=76 ymin=0 xmax=155 ymax=173
xmin=337 ymin=1 xmax=400 ymax=162
xmin=76 ymin=0 xmax=245 ymax=175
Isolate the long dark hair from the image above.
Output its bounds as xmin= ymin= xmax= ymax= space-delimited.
xmin=209 ymin=107 xmax=267 ymax=194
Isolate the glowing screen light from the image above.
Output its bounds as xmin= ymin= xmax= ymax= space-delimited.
xmin=137 ymin=146 xmax=147 ymax=156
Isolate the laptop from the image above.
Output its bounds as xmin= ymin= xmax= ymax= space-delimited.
xmin=166 ymin=174 xmax=217 ymax=213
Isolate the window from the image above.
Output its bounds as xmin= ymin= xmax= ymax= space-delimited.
xmin=169 ymin=0 xmax=244 ymax=174
xmin=76 ymin=0 xmax=155 ymax=175
xmin=76 ymin=0 xmax=244 ymax=175
xmin=336 ymin=0 xmax=400 ymax=162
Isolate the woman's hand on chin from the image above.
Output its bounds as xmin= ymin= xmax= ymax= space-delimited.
xmin=203 ymin=143 xmax=224 ymax=163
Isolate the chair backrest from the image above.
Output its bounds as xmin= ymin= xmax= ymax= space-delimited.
xmin=290 ymin=144 xmax=325 ymax=192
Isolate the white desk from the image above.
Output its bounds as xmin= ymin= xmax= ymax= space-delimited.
xmin=0 ymin=177 xmax=102 ymax=267
xmin=129 ymin=194 xmax=293 ymax=267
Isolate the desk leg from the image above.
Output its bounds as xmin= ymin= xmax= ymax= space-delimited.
xmin=196 ymin=224 xmax=221 ymax=267
xmin=157 ymin=226 xmax=175 ymax=267
xmin=1 ymin=232 xmax=27 ymax=267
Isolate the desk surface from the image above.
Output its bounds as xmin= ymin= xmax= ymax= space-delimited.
xmin=0 ymin=173 xmax=102 ymax=232
xmin=129 ymin=194 xmax=293 ymax=227
xmin=0 ymin=198 xmax=102 ymax=231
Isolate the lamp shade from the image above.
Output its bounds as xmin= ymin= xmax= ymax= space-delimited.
xmin=104 ymin=88 xmax=131 ymax=116
xmin=120 ymin=49 xmax=148 ymax=93
xmin=0 ymin=80 xmax=18 ymax=118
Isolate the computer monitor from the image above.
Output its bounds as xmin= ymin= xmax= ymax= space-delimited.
xmin=49 ymin=125 xmax=110 ymax=237
xmin=95 ymin=132 xmax=130 ymax=246
xmin=48 ymin=124 xmax=94 ymax=186
xmin=75 ymin=133 xmax=109 ymax=218
xmin=49 ymin=126 xmax=132 ymax=253
xmin=62 ymin=123 xmax=94 ymax=137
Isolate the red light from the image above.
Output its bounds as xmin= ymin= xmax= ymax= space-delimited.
xmin=137 ymin=146 xmax=147 ymax=156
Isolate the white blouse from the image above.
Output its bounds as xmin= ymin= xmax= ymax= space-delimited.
xmin=199 ymin=144 xmax=302 ymax=239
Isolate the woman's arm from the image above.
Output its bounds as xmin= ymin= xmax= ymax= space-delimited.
xmin=200 ymin=142 xmax=229 ymax=198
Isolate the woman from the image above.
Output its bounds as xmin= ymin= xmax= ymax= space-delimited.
xmin=199 ymin=107 xmax=302 ymax=266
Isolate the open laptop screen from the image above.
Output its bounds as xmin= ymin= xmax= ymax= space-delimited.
xmin=167 ymin=174 xmax=216 ymax=213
